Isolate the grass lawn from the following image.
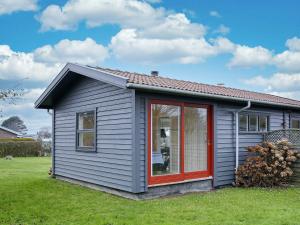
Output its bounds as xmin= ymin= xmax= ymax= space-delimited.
xmin=0 ymin=157 xmax=299 ymax=225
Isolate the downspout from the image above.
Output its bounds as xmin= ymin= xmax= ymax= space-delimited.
xmin=47 ymin=109 xmax=52 ymax=116
xmin=47 ymin=109 xmax=55 ymax=177
xmin=235 ymin=101 xmax=251 ymax=171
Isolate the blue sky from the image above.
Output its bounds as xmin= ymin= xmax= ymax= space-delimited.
xmin=0 ymin=0 xmax=299 ymax=133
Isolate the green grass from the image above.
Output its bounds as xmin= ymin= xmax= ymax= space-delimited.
xmin=0 ymin=158 xmax=299 ymax=225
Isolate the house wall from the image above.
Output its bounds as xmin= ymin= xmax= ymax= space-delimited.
xmin=53 ymin=76 xmax=135 ymax=192
xmin=0 ymin=129 xmax=18 ymax=138
xmin=214 ymin=104 xmax=286 ymax=186
xmin=135 ymin=92 xmax=299 ymax=190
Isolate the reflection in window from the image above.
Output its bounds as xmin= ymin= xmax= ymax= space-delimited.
xmin=239 ymin=114 xmax=248 ymax=131
xmin=239 ymin=114 xmax=269 ymax=132
xmin=249 ymin=115 xmax=258 ymax=131
xmin=151 ymin=104 xmax=180 ymax=176
xmin=259 ymin=116 xmax=268 ymax=132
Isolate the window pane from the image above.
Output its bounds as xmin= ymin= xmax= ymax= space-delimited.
xmin=78 ymin=132 xmax=94 ymax=148
xmin=184 ymin=107 xmax=207 ymax=172
xmin=259 ymin=116 xmax=268 ymax=132
xmin=291 ymin=120 xmax=300 ymax=129
xmin=151 ymin=104 xmax=180 ymax=176
xmin=239 ymin=114 xmax=248 ymax=131
xmin=78 ymin=112 xmax=94 ymax=129
xmin=249 ymin=115 xmax=258 ymax=131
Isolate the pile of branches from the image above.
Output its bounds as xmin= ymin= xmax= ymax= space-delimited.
xmin=235 ymin=140 xmax=300 ymax=187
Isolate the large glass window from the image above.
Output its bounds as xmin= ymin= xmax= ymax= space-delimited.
xmin=151 ymin=104 xmax=180 ymax=176
xmin=184 ymin=107 xmax=207 ymax=172
xmin=76 ymin=111 xmax=95 ymax=150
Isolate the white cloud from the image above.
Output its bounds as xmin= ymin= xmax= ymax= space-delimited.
xmin=228 ymin=45 xmax=273 ymax=68
xmin=273 ymin=50 xmax=300 ymax=72
xmin=0 ymin=0 xmax=37 ymax=15
xmin=38 ymin=0 xmax=204 ymax=40
xmin=213 ymin=24 xmax=230 ymax=35
xmin=286 ymin=37 xmax=300 ymax=52
xmin=244 ymin=73 xmax=300 ymax=92
xmin=267 ymin=91 xmax=300 ymax=100
xmin=209 ymin=10 xmax=221 ymax=18
xmin=0 ymin=38 xmax=108 ymax=81
xmin=34 ymin=38 xmax=108 ymax=65
xmin=144 ymin=0 xmax=162 ymax=3
xmin=38 ymin=0 xmax=166 ymax=31
xmin=211 ymin=37 xmax=235 ymax=53
xmin=0 ymin=88 xmax=51 ymax=133
xmin=0 ymin=45 xmax=61 ymax=81
xmin=228 ymin=37 xmax=300 ymax=72
xmin=110 ymin=29 xmax=220 ymax=64
xmin=244 ymin=72 xmax=300 ymax=100
xmin=23 ymin=88 xmax=45 ymax=100
xmin=138 ymin=13 xmax=206 ymax=39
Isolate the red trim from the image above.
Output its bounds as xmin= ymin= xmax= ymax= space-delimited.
xmin=147 ymin=99 xmax=214 ymax=186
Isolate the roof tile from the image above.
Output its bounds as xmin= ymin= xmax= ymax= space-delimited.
xmin=92 ymin=66 xmax=300 ymax=107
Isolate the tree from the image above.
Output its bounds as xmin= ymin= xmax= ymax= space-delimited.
xmin=0 ymin=89 xmax=23 ymax=105
xmin=0 ymin=87 xmax=24 ymax=116
xmin=1 ymin=116 xmax=28 ymax=134
xmin=37 ymin=126 xmax=52 ymax=139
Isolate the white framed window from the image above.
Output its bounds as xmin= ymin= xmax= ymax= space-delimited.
xmin=291 ymin=119 xmax=300 ymax=129
xmin=239 ymin=114 xmax=248 ymax=131
xmin=76 ymin=110 xmax=96 ymax=151
xmin=239 ymin=114 xmax=269 ymax=132
xmin=259 ymin=115 xmax=268 ymax=132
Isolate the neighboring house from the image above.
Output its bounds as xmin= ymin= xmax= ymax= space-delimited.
xmin=0 ymin=126 xmax=21 ymax=138
xmin=35 ymin=63 xmax=300 ymax=199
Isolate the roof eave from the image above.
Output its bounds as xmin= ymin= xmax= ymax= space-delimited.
xmin=126 ymin=83 xmax=300 ymax=110
xmin=35 ymin=63 xmax=129 ymax=109
xmin=0 ymin=126 xmax=22 ymax=136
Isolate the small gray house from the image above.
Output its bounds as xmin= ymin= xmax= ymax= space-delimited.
xmin=35 ymin=63 xmax=300 ymax=199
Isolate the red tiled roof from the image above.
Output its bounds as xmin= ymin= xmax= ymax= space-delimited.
xmin=92 ymin=66 xmax=300 ymax=107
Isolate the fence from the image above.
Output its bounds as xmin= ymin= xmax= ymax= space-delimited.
xmin=264 ymin=129 xmax=300 ymax=185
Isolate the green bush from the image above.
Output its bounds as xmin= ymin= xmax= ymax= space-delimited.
xmin=0 ymin=138 xmax=35 ymax=142
xmin=0 ymin=141 xmax=42 ymax=157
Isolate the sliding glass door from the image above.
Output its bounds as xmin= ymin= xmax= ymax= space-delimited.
xmin=148 ymin=100 xmax=213 ymax=185
xmin=151 ymin=104 xmax=180 ymax=176
xmin=184 ymin=106 xmax=207 ymax=172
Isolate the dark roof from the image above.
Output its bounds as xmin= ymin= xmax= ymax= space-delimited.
xmin=91 ymin=66 xmax=300 ymax=108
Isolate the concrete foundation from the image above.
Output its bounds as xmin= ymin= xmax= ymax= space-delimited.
xmin=55 ymin=175 xmax=213 ymax=200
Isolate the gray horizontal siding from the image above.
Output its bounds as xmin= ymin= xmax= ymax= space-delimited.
xmin=120 ymin=90 xmax=300 ymax=191
xmin=139 ymin=97 xmax=146 ymax=192
xmin=54 ymin=77 xmax=134 ymax=192
xmin=215 ymin=105 xmax=285 ymax=186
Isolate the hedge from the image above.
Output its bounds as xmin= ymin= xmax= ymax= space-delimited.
xmin=0 ymin=138 xmax=35 ymax=142
xmin=0 ymin=141 xmax=42 ymax=157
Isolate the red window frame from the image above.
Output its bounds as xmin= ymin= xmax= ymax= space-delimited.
xmin=148 ymin=99 xmax=214 ymax=186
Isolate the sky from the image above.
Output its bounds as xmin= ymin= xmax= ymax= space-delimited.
xmin=0 ymin=0 xmax=300 ymax=134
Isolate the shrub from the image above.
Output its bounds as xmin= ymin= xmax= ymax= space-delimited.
xmin=39 ymin=140 xmax=52 ymax=156
xmin=0 ymin=141 xmax=42 ymax=157
xmin=0 ymin=138 xmax=34 ymax=142
xmin=235 ymin=140 xmax=300 ymax=187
